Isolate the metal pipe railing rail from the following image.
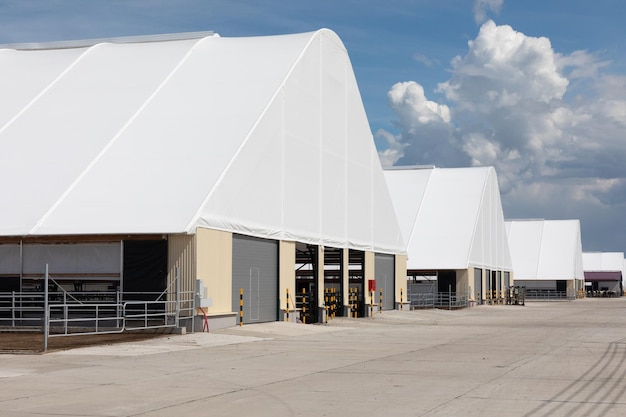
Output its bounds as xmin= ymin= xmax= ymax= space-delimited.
xmin=524 ymin=290 xmax=574 ymax=300
xmin=407 ymin=291 xmax=470 ymax=309
xmin=47 ymin=303 xmax=125 ymax=337
xmin=1 ymin=291 xmax=125 ymax=328
xmin=44 ymin=290 xmax=196 ymax=349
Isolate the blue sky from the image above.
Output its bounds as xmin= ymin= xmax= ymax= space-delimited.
xmin=1 ymin=0 xmax=625 ymax=256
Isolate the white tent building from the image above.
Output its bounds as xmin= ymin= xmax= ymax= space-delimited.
xmin=384 ymin=166 xmax=513 ymax=305
xmin=582 ymin=252 xmax=624 ymax=296
xmin=505 ymin=220 xmax=584 ymax=299
xmin=0 ymin=30 xmax=406 ymax=329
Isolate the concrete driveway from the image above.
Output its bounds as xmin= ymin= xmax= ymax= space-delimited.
xmin=2 ymin=298 xmax=626 ymax=416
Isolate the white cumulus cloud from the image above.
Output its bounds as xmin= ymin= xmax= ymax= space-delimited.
xmin=473 ymin=0 xmax=503 ymax=24
xmin=380 ymin=20 xmax=626 ymax=252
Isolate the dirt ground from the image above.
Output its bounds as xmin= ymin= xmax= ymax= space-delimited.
xmin=0 ymin=331 xmax=165 ymax=354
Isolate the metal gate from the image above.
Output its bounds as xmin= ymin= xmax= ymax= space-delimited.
xmin=232 ymin=235 xmax=278 ymax=324
xmin=375 ymin=254 xmax=395 ymax=310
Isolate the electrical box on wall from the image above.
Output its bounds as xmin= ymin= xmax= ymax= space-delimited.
xmin=195 ymin=279 xmax=212 ymax=308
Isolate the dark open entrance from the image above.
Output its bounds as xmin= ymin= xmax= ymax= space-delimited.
xmin=123 ymin=240 xmax=168 ymax=302
xmin=0 ymin=277 xmax=19 ymax=292
xmin=295 ymin=243 xmax=318 ymax=323
xmin=323 ymin=247 xmax=343 ymax=318
xmin=348 ymin=249 xmax=366 ymax=317
xmin=437 ymin=270 xmax=456 ymax=293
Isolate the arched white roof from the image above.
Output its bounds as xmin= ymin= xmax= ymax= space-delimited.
xmin=384 ymin=166 xmax=512 ymax=270
xmin=505 ymin=219 xmax=584 ymax=281
xmin=0 ymin=30 xmax=405 ymax=254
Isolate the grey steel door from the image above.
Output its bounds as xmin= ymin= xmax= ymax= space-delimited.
xmin=375 ymin=253 xmax=395 ymax=310
xmin=474 ymin=268 xmax=483 ymax=303
xmin=232 ymin=235 xmax=278 ymax=323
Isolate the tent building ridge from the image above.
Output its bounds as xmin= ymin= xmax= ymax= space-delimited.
xmin=0 ymin=31 xmax=217 ymax=51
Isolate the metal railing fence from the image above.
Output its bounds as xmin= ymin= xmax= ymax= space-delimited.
xmin=523 ymin=290 xmax=574 ymax=301
xmin=407 ymin=290 xmax=470 ymax=309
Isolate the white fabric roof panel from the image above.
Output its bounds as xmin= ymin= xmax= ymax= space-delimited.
xmin=505 ymin=219 xmax=584 ymax=281
xmin=0 ymin=30 xmax=405 ymax=254
xmin=582 ymin=252 xmax=625 ymax=272
xmin=0 ymin=48 xmax=88 ymax=129
xmin=384 ymin=166 xmax=512 ymax=270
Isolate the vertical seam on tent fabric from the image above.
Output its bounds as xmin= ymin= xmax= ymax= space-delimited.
xmin=368 ymin=134 xmax=373 ymax=251
xmin=29 ymin=37 xmax=210 ymax=234
xmin=535 ymin=220 xmax=544 ymax=280
xmin=184 ymin=30 xmax=324 ymax=233
xmin=0 ymin=43 xmax=106 ymax=139
xmin=468 ymin=169 xmax=488 ymax=270
xmin=280 ymin=86 xmax=286 ymax=240
xmin=343 ymin=52 xmax=348 ymax=246
xmin=318 ymin=33 xmax=323 ymax=244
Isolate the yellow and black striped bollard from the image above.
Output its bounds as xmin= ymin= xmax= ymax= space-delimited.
xmin=239 ymin=288 xmax=243 ymax=326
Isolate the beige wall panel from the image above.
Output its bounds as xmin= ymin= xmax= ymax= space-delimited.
xmin=567 ymin=279 xmax=575 ymax=297
xmin=482 ymin=268 xmax=487 ymax=303
xmin=395 ymin=254 xmax=407 ymax=304
xmin=196 ymin=227 xmax=233 ymax=314
xmin=167 ymin=234 xmax=196 ymax=305
xmin=466 ymin=266 xmax=475 ymax=300
xmin=456 ymin=269 xmax=469 ymax=295
xmin=317 ymin=245 xmax=324 ymax=308
xmin=279 ymin=241 xmax=296 ymax=313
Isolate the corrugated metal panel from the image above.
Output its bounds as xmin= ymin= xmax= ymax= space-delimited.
xmin=584 ymin=271 xmax=621 ymax=281
xmin=167 ymin=234 xmax=196 ymax=306
xmin=474 ymin=268 xmax=483 ymax=300
xmin=0 ymin=244 xmax=21 ymax=275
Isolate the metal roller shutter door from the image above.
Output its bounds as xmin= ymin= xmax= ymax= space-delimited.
xmin=232 ymin=235 xmax=278 ymax=323
xmin=375 ymin=253 xmax=395 ymax=310
xmin=474 ymin=268 xmax=482 ymax=301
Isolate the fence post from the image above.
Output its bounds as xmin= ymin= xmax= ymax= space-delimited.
xmin=379 ymin=288 xmax=382 ymax=313
xmin=11 ymin=291 xmax=15 ymax=327
xmin=302 ymin=288 xmax=307 ymax=324
xmin=400 ymin=288 xmax=403 ymax=311
xmin=63 ymin=291 xmax=68 ymax=335
xmin=117 ymin=291 xmax=122 ymax=329
xmin=43 ymin=264 xmax=49 ymax=352
xmin=175 ymin=266 xmax=180 ymax=328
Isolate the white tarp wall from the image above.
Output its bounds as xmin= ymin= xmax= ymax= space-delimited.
xmin=0 ymin=30 xmax=404 ymax=255
xmin=505 ymin=219 xmax=584 ymax=282
xmin=384 ymin=166 xmax=511 ymax=271
xmin=582 ymin=252 xmax=625 ymax=272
